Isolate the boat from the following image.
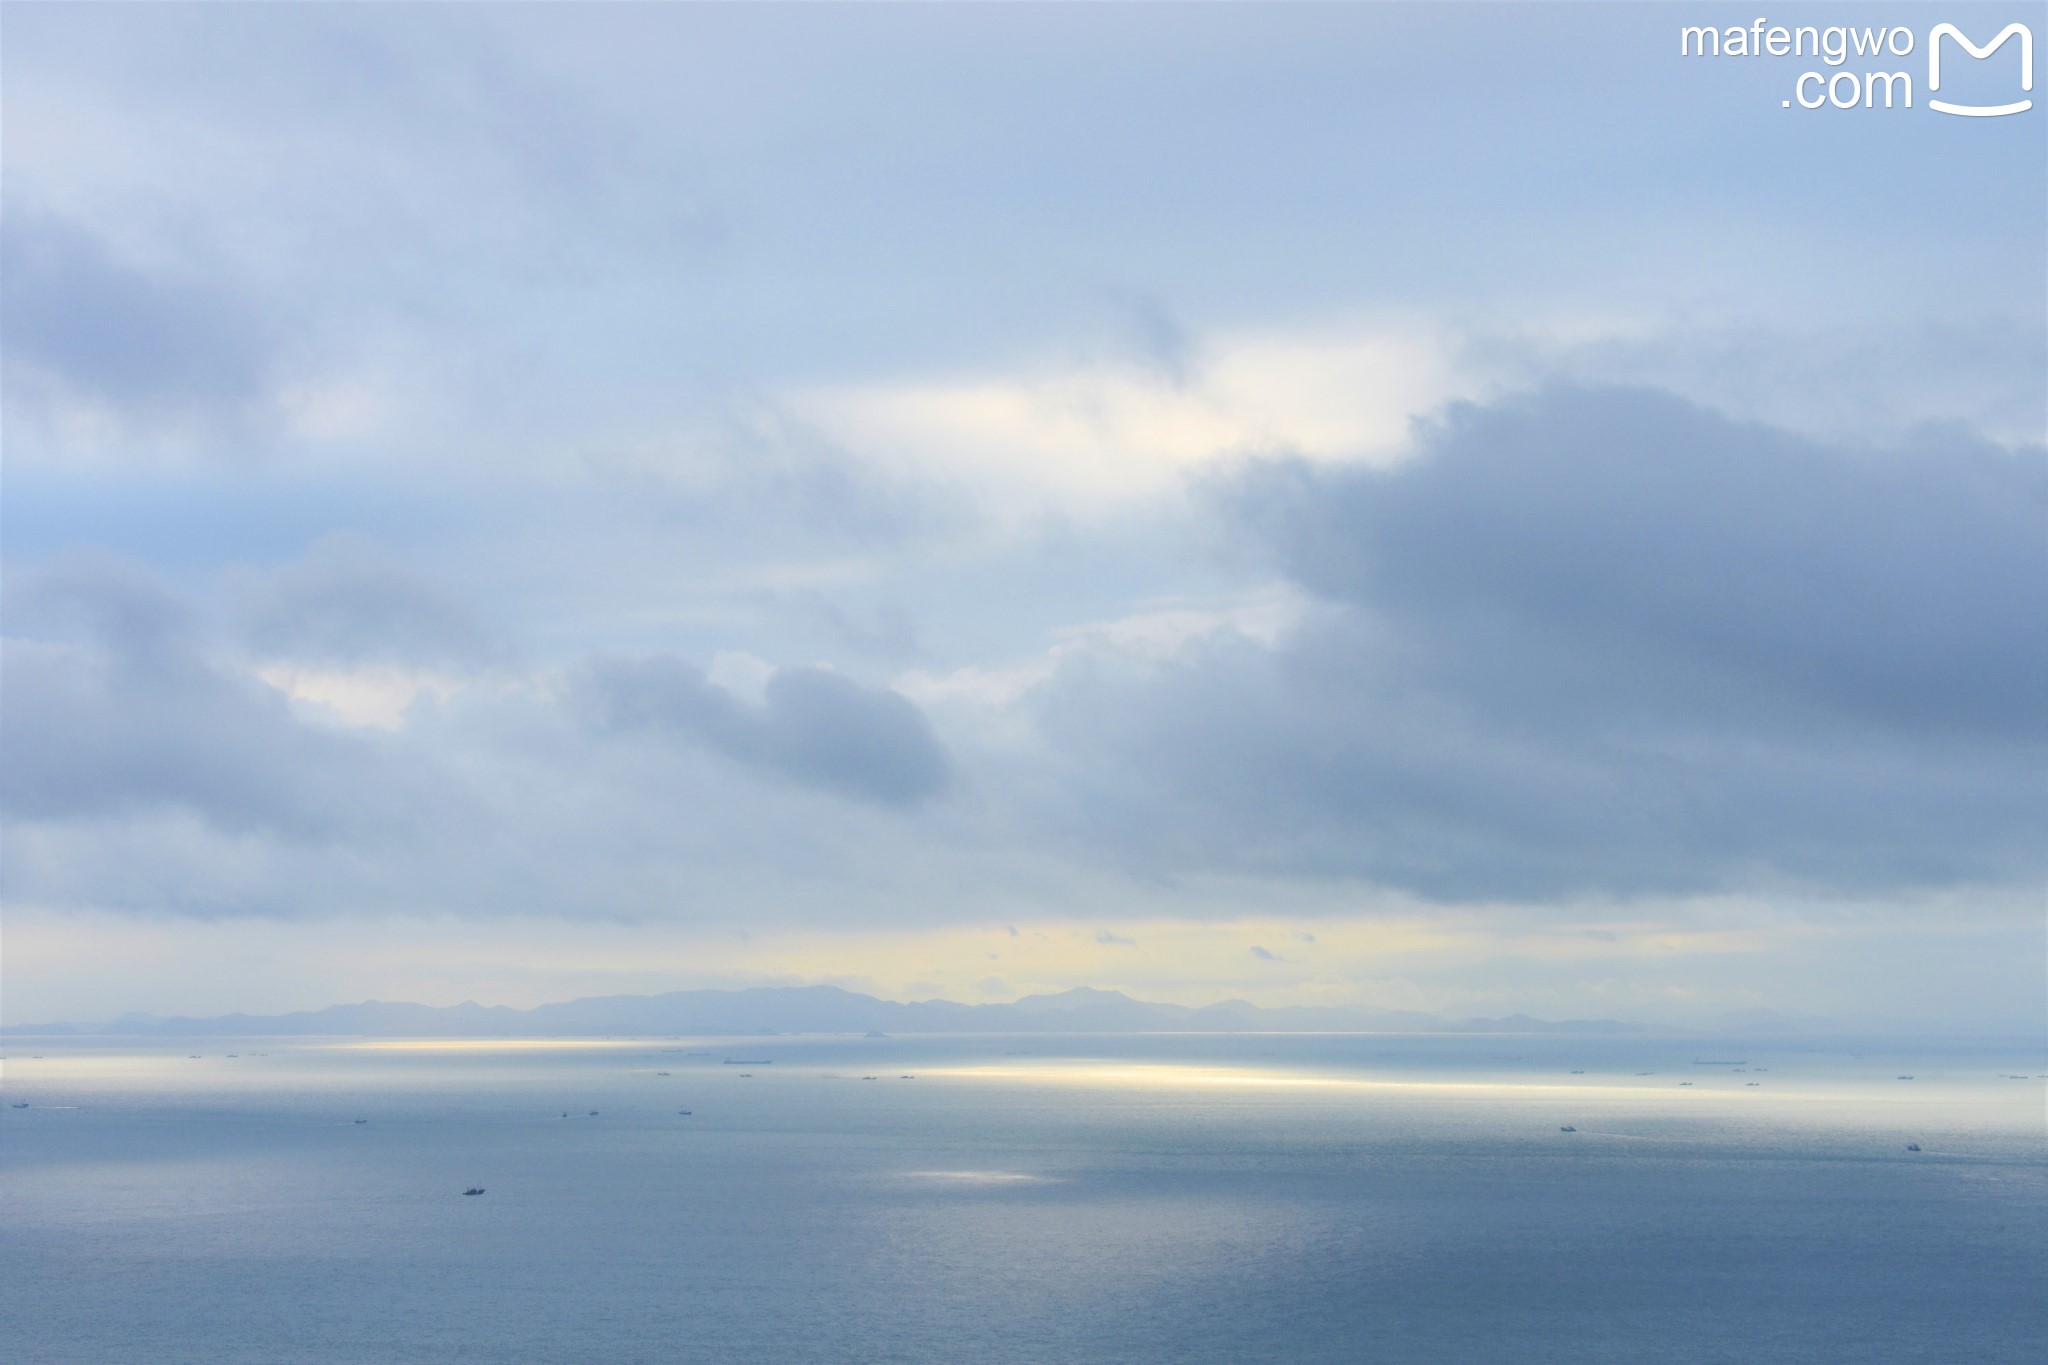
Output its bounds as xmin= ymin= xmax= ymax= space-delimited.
xmin=353 ymin=1118 xmax=368 ymax=1124
xmin=10 ymin=1103 xmax=27 ymax=1109
xmin=1905 ymin=1144 xmax=1921 ymax=1152
xmin=1559 ymin=1125 xmax=1576 ymax=1133
xmin=463 ymin=1187 xmax=486 ymax=1196
xmin=588 ymin=1110 xmax=599 ymax=1116
xmin=724 ymin=1059 xmax=772 ymax=1066
xmin=677 ymin=1109 xmax=692 ymax=1115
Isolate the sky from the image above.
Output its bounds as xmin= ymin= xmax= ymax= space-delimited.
xmin=3 ymin=2 xmax=2044 ymax=1028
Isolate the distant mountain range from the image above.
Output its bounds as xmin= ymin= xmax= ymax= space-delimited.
xmin=4 ymin=985 xmax=1653 ymax=1037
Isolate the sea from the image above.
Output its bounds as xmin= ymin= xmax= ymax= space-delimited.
xmin=3 ymin=1031 xmax=2044 ymax=1363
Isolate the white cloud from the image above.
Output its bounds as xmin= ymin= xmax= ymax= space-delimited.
xmin=255 ymin=664 xmax=469 ymax=730
xmin=793 ymin=319 xmax=1461 ymax=504
xmin=705 ymin=650 xmax=777 ymax=703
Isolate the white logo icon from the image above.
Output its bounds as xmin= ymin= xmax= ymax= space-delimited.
xmin=1927 ymin=22 xmax=2033 ymax=116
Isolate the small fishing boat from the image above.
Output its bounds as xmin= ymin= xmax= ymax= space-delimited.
xmin=463 ymin=1187 xmax=486 ymax=1196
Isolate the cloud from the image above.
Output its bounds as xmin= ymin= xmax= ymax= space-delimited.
xmin=575 ymin=655 xmax=950 ymax=806
xmin=0 ymin=556 xmax=411 ymax=839
xmin=1248 ymin=945 xmax=1280 ymax=961
xmin=0 ymin=209 xmax=274 ymax=424
xmin=794 ymin=322 xmax=1457 ymax=504
xmin=1026 ymin=386 xmax=2047 ymax=900
xmin=1106 ymin=289 xmax=1198 ymax=388
xmin=10 ymin=388 xmax=2038 ymax=936
xmin=1230 ymin=386 xmax=2046 ymax=738
xmin=2 ymin=559 xmax=964 ymax=923
xmin=1462 ymin=314 xmax=2047 ymax=452
xmin=584 ymin=399 xmax=966 ymax=547
xmin=232 ymin=533 xmax=498 ymax=669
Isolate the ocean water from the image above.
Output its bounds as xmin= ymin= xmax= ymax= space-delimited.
xmin=3 ymin=1032 xmax=2043 ymax=1363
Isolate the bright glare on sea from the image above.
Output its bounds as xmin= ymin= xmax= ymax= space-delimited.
xmin=3 ymin=1032 xmax=2044 ymax=1362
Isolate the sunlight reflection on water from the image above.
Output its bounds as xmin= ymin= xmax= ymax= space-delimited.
xmin=3 ymin=1033 xmax=2043 ymax=1362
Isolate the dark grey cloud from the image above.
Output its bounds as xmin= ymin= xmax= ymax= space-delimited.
xmin=1030 ymin=387 xmax=2047 ymax=900
xmin=233 ymin=534 xmax=498 ymax=668
xmin=0 ymin=210 xmax=274 ymax=420
xmin=1 ymin=557 xmax=408 ymax=839
xmin=1461 ymin=315 xmax=2048 ymax=452
xmin=575 ymin=655 xmax=950 ymax=806
xmin=1229 ymin=386 xmax=2047 ymax=739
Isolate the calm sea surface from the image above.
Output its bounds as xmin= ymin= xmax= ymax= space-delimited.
xmin=3 ymin=1032 xmax=2044 ymax=1363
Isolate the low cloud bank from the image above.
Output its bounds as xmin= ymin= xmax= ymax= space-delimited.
xmin=4 ymin=387 xmax=2040 ymax=924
